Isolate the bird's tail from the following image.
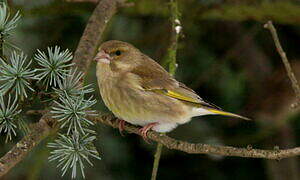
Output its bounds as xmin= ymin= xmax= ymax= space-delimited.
xmin=206 ymin=108 xmax=250 ymax=120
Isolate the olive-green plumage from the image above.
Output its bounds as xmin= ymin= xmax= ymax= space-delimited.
xmin=95 ymin=40 xmax=249 ymax=133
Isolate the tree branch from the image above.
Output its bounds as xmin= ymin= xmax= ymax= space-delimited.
xmin=264 ymin=21 xmax=300 ymax=107
xmin=89 ymin=113 xmax=300 ymax=160
xmin=15 ymin=110 xmax=300 ymax=160
xmin=72 ymin=0 xmax=126 ymax=75
xmin=0 ymin=0 xmax=125 ymax=177
xmin=0 ymin=114 xmax=53 ymax=177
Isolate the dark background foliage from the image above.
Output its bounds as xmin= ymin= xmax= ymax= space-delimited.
xmin=2 ymin=0 xmax=300 ymax=179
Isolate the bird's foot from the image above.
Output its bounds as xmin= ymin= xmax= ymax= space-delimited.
xmin=118 ymin=119 xmax=126 ymax=136
xmin=138 ymin=122 xmax=158 ymax=143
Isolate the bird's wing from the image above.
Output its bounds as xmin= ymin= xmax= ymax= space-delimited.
xmin=130 ymin=55 xmax=222 ymax=110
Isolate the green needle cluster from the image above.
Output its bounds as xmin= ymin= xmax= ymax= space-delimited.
xmin=48 ymin=133 xmax=101 ymax=179
xmin=35 ymin=46 xmax=73 ymax=89
xmin=0 ymin=51 xmax=36 ymax=98
xmin=0 ymin=95 xmax=21 ymax=142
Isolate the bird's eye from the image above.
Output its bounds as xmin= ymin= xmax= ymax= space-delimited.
xmin=115 ymin=50 xmax=121 ymax=56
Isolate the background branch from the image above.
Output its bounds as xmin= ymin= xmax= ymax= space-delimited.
xmin=264 ymin=21 xmax=300 ymax=107
xmin=162 ymin=0 xmax=181 ymax=75
xmin=72 ymin=0 xmax=126 ymax=75
xmin=151 ymin=142 xmax=163 ymax=180
xmin=152 ymin=0 xmax=181 ymax=179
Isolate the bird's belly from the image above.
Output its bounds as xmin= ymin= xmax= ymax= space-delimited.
xmin=99 ymin=79 xmax=192 ymax=126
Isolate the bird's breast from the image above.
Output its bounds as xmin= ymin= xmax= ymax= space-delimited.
xmin=96 ymin=64 xmax=143 ymax=122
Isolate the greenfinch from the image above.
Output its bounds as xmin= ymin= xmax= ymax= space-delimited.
xmin=94 ymin=40 xmax=249 ymax=139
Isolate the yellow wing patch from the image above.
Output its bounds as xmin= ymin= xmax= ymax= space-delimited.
xmin=161 ymin=90 xmax=200 ymax=104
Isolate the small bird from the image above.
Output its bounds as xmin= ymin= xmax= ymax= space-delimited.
xmin=94 ymin=40 xmax=249 ymax=139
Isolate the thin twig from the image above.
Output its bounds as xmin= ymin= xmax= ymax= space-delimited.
xmin=151 ymin=1 xmax=181 ymax=179
xmin=264 ymin=21 xmax=300 ymax=107
xmin=0 ymin=33 xmax=4 ymax=59
xmin=151 ymin=143 xmax=163 ymax=180
xmin=26 ymin=110 xmax=48 ymax=115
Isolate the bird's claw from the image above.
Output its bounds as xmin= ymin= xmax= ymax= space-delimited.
xmin=118 ymin=119 xmax=126 ymax=136
xmin=138 ymin=122 xmax=158 ymax=143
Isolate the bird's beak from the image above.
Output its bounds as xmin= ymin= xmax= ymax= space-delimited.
xmin=94 ymin=50 xmax=111 ymax=64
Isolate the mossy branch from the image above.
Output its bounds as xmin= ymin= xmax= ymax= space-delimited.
xmin=152 ymin=1 xmax=181 ymax=179
xmin=162 ymin=0 xmax=181 ymax=76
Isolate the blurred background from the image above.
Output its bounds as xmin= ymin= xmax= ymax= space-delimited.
xmin=2 ymin=0 xmax=300 ymax=179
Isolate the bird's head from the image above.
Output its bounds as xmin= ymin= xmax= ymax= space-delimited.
xmin=94 ymin=40 xmax=140 ymax=71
